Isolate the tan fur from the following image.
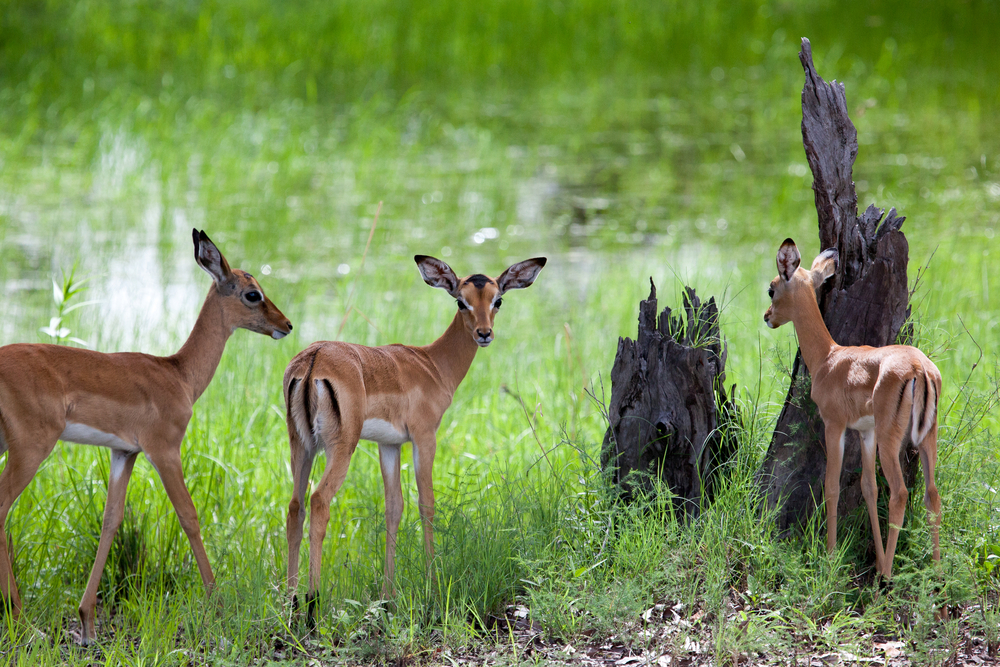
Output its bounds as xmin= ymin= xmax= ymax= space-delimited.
xmin=0 ymin=230 xmax=292 ymax=644
xmin=284 ymin=256 xmax=544 ymax=614
xmin=765 ymin=239 xmax=941 ymax=579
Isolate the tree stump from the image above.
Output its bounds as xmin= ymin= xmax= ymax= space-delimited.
xmin=756 ymin=38 xmax=919 ymax=534
xmin=601 ymin=281 xmax=735 ymax=518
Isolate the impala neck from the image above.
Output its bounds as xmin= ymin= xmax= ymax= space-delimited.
xmin=171 ymin=286 xmax=234 ymax=402
xmin=424 ymin=311 xmax=480 ymax=395
xmin=791 ymin=287 xmax=837 ymax=375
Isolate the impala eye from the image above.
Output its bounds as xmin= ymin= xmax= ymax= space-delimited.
xmin=767 ymin=287 xmax=774 ymax=299
xmin=493 ymin=298 xmax=502 ymax=309
xmin=456 ymin=300 xmax=468 ymax=310
xmin=246 ymin=291 xmax=263 ymax=303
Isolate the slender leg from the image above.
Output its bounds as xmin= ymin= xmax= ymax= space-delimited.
xmin=146 ymin=449 xmax=215 ymax=592
xmin=877 ymin=425 xmax=909 ymax=580
xmin=857 ymin=429 xmax=887 ymax=574
xmin=79 ymin=449 xmax=138 ymax=644
xmin=919 ymin=422 xmax=942 ymax=563
xmin=378 ymin=443 xmax=403 ymax=599
xmin=285 ymin=422 xmax=316 ymax=601
xmin=411 ymin=431 xmax=437 ymax=579
xmin=306 ymin=421 xmax=361 ymax=624
xmin=0 ymin=432 xmax=58 ymax=618
xmin=823 ymin=422 xmax=847 ymax=556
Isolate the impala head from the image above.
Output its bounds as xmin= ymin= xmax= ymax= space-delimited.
xmin=192 ymin=229 xmax=293 ymax=339
xmin=764 ymin=238 xmax=838 ymax=329
xmin=414 ymin=255 xmax=547 ymax=347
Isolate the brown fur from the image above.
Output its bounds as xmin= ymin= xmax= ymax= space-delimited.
xmin=765 ymin=239 xmax=941 ymax=579
xmin=283 ymin=255 xmax=545 ymax=614
xmin=0 ymin=230 xmax=291 ymax=643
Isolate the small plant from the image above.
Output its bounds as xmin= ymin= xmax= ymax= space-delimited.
xmin=39 ymin=264 xmax=96 ymax=346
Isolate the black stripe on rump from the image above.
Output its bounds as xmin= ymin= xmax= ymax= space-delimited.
xmin=286 ymin=378 xmax=299 ymax=423
xmin=303 ymin=350 xmax=318 ymax=433
xmin=919 ymin=371 xmax=932 ymax=436
xmin=321 ymin=378 xmax=341 ymax=424
xmin=893 ymin=378 xmax=909 ymax=423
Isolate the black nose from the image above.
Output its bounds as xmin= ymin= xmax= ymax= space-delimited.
xmin=287 ymin=321 xmax=293 ymax=330
xmin=477 ymin=329 xmax=492 ymax=338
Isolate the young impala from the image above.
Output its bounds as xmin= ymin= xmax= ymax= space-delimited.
xmin=0 ymin=230 xmax=292 ymax=644
xmin=284 ymin=254 xmax=545 ymax=620
xmin=765 ymin=238 xmax=941 ymax=579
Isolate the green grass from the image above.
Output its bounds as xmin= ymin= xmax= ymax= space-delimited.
xmin=2 ymin=0 xmax=1000 ymax=664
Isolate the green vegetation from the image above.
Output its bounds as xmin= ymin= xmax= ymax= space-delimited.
xmin=1 ymin=0 xmax=999 ymax=663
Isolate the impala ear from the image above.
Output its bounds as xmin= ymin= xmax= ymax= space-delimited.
xmin=192 ymin=229 xmax=233 ymax=285
xmin=810 ymin=248 xmax=838 ymax=290
xmin=776 ymin=238 xmax=800 ymax=282
xmin=414 ymin=255 xmax=460 ymax=296
xmin=496 ymin=257 xmax=546 ymax=294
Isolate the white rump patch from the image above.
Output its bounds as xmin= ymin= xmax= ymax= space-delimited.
xmin=60 ymin=422 xmax=140 ymax=453
xmin=849 ymin=415 xmax=876 ymax=431
xmin=360 ymin=418 xmax=409 ymax=446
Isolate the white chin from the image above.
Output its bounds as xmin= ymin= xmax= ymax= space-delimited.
xmin=477 ymin=339 xmax=493 ymax=348
xmin=271 ymin=330 xmax=288 ymax=340
xmin=765 ymin=321 xmax=776 ymax=330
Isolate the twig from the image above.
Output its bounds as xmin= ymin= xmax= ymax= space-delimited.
xmin=338 ymin=201 xmax=382 ymax=337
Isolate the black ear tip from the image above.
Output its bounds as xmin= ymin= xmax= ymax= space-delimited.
xmin=536 ymin=257 xmax=547 ymax=267
xmin=781 ymin=237 xmax=796 ymax=247
xmin=414 ymin=254 xmax=428 ymax=264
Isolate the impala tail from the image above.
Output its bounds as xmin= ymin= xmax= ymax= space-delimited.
xmin=909 ymin=369 xmax=939 ymax=446
xmin=285 ymin=350 xmax=340 ymax=452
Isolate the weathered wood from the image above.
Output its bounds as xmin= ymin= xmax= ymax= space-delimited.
xmin=601 ymin=281 xmax=735 ymax=517
xmin=757 ymin=38 xmax=918 ymax=534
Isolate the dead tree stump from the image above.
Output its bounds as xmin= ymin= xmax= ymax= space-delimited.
xmin=601 ymin=281 xmax=735 ymax=518
xmin=756 ymin=38 xmax=919 ymax=534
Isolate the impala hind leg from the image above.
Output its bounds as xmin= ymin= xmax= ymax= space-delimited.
xmin=378 ymin=443 xmax=403 ymax=599
xmin=876 ymin=424 xmax=909 ymax=579
xmin=285 ymin=422 xmax=316 ymax=605
xmin=79 ymin=449 xmax=138 ymax=644
xmin=918 ymin=422 xmax=942 ymax=563
xmin=306 ymin=420 xmax=361 ymax=625
xmin=0 ymin=431 xmax=59 ymax=618
xmin=858 ymin=429 xmax=887 ymax=575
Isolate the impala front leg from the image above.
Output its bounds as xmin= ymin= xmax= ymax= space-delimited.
xmin=148 ymin=448 xmax=215 ymax=592
xmin=823 ymin=422 xmax=846 ymax=556
xmin=79 ymin=449 xmax=138 ymax=644
xmin=411 ymin=431 xmax=437 ymax=580
xmin=378 ymin=443 xmax=403 ymax=599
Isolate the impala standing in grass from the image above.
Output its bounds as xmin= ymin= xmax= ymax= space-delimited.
xmin=764 ymin=238 xmax=941 ymax=579
xmin=284 ymin=254 xmax=545 ymax=621
xmin=0 ymin=230 xmax=292 ymax=644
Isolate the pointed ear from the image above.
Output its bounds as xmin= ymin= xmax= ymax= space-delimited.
xmin=414 ymin=255 xmax=460 ymax=295
xmin=776 ymin=238 xmax=800 ymax=282
xmin=192 ymin=229 xmax=233 ymax=285
xmin=810 ymin=248 xmax=838 ymax=290
xmin=497 ymin=257 xmax=546 ymax=294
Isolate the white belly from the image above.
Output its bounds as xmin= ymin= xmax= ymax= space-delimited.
xmin=849 ymin=415 xmax=876 ymax=431
xmin=60 ymin=422 xmax=140 ymax=453
xmin=360 ymin=418 xmax=409 ymax=446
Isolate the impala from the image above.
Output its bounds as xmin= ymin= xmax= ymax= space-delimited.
xmin=284 ymin=254 xmax=545 ymax=619
xmin=765 ymin=238 xmax=941 ymax=579
xmin=0 ymin=230 xmax=292 ymax=643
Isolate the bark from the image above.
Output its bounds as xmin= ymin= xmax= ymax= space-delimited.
xmin=757 ymin=38 xmax=918 ymax=534
xmin=601 ymin=282 xmax=735 ymax=518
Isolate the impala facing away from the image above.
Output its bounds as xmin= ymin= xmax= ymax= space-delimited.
xmin=284 ymin=254 xmax=545 ymax=620
xmin=0 ymin=230 xmax=292 ymax=643
xmin=765 ymin=238 xmax=941 ymax=579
